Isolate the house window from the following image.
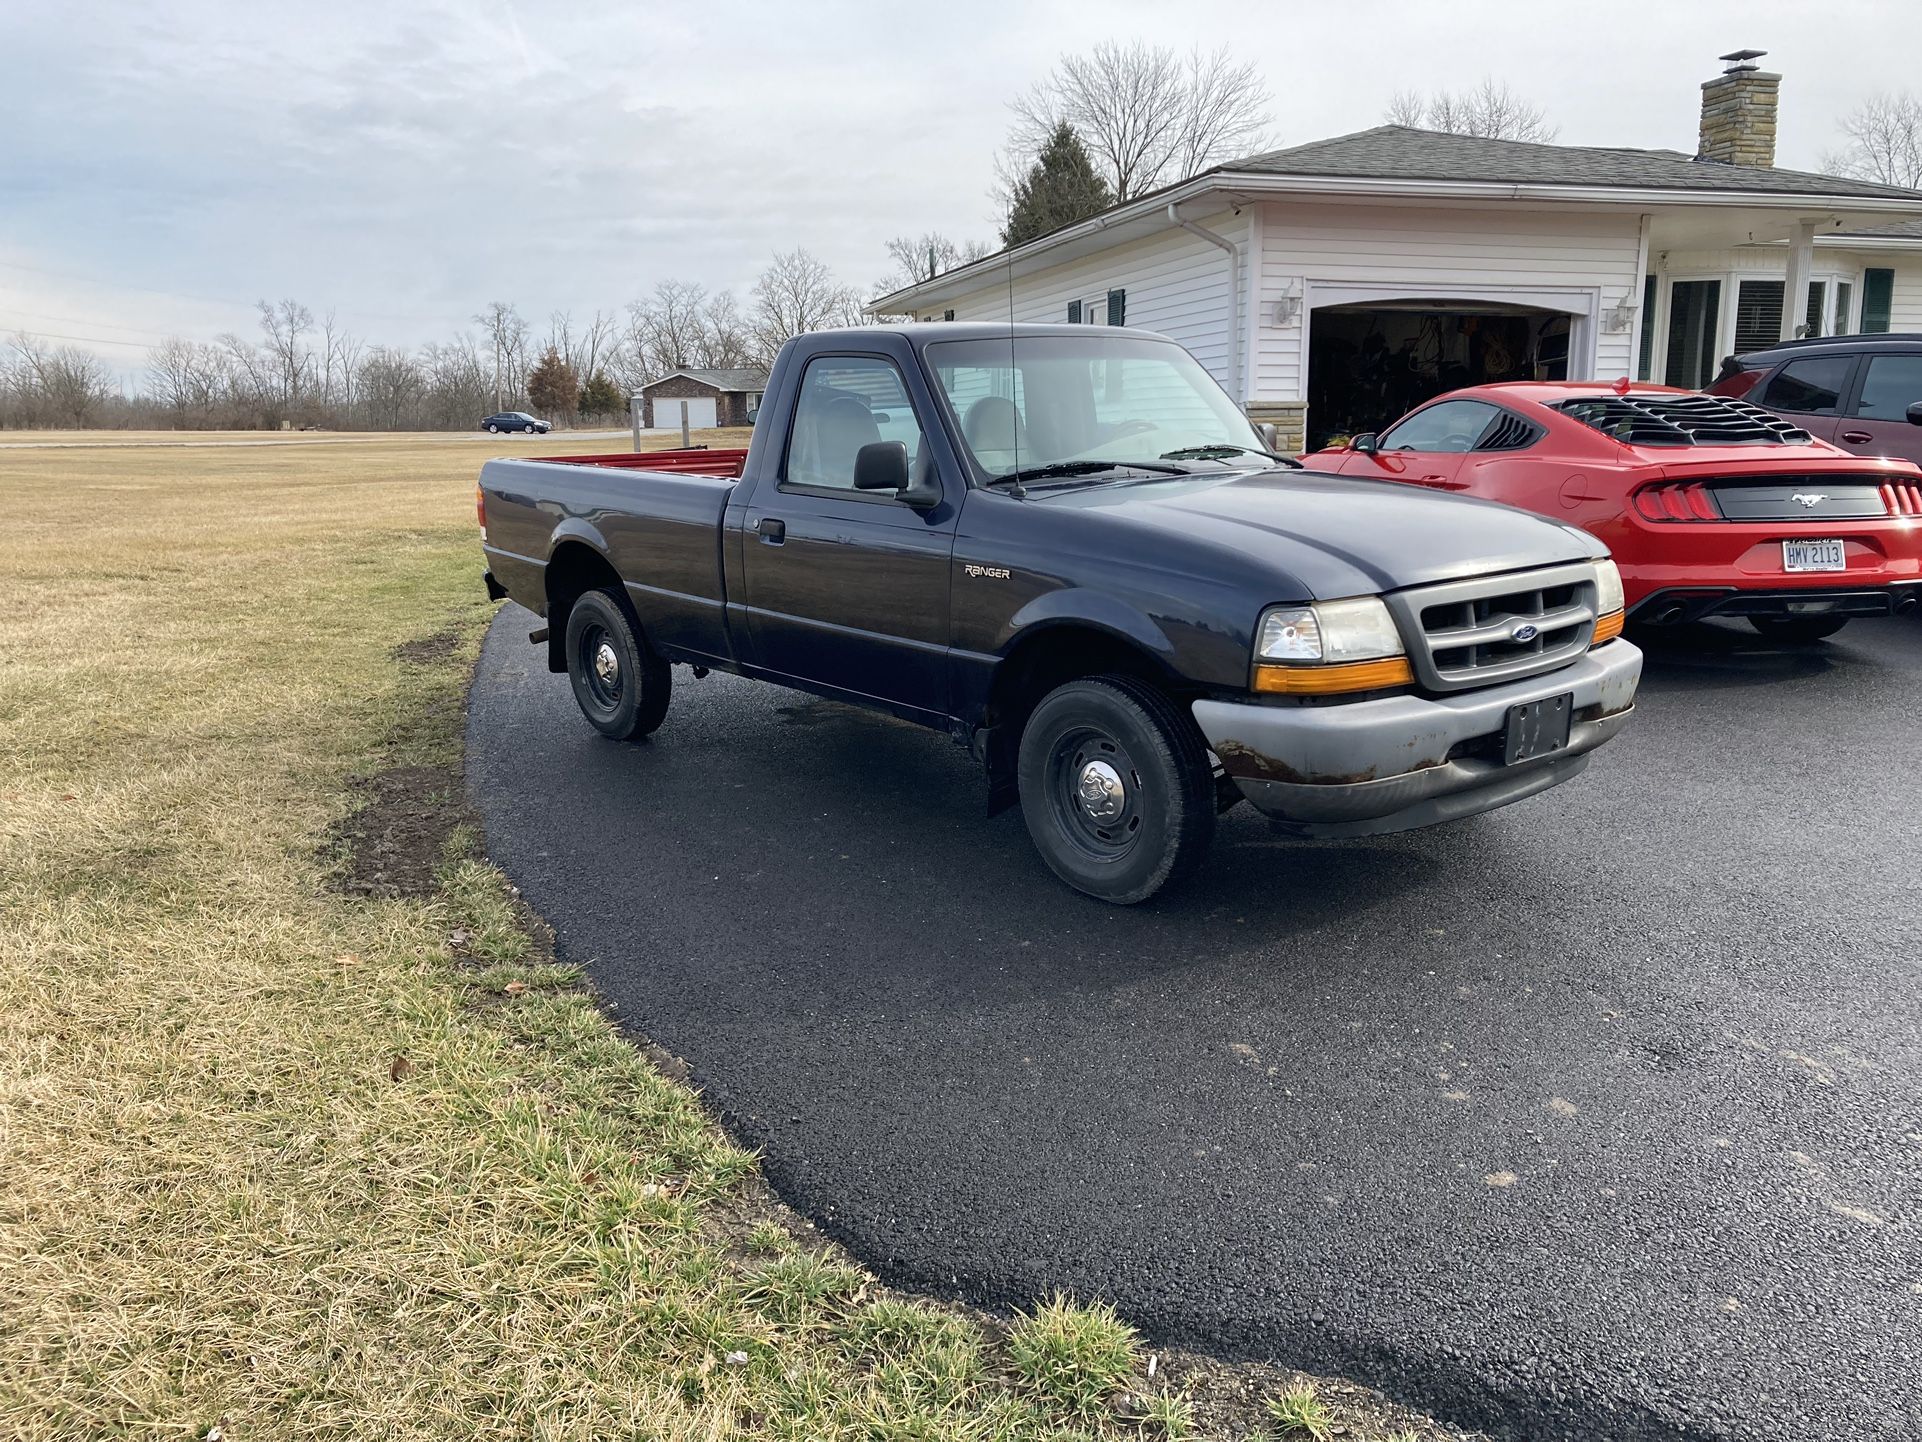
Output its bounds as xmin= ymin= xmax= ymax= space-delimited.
xmin=1664 ymin=279 xmax=1722 ymax=389
xmin=1805 ymin=281 xmax=1827 ymax=339
xmin=1834 ymin=282 xmax=1853 ymax=336
xmin=1733 ymin=280 xmax=1784 ymax=354
xmin=1862 ymin=268 xmax=1895 ymax=333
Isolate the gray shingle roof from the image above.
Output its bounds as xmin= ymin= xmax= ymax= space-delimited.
xmin=1221 ymin=125 xmax=1922 ymax=201
xmin=641 ymin=367 xmax=769 ymax=393
xmin=1834 ymin=219 xmax=1922 ymax=239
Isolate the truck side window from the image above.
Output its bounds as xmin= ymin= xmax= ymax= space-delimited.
xmin=784 ymin=357 xmax=925 ymax=492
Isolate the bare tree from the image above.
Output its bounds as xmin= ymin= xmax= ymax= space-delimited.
xmin=697 ymin=290 xmax=755 ymax=368
xmin=882 ymin=233 xmax=994 ymax=291
xmin=625 ymin=281 xmax=712 ymax=380
xmin=1386 ymin=79 xmax=1558 ymax=142
xmin=5 ymin=332 xmax=114 ymax=426
xmin=1822 ymin=91 xmax=1922 ymax=188
xmin=257 ymin=299 xmax=316 ymax=404
xmin=146 ymin=336 xmax=230 ymax=426
xmin=751 ymin=250 xmax=861 ymax=361
xmin=1006 ymin=42 xmax=1273 ymax=204
xmin=473 ymin=301 xmax=529 ymax=411
xmin=549 ymin=308 xmax=616 ymax=386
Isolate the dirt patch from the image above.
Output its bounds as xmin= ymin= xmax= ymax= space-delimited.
xmin=328 ymin=762 xmax=473 ymax=898
xmin=392 ymin=629 xmax=462 ymax=665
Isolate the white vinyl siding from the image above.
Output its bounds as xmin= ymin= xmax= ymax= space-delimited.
xmin=1255 ymin=202 xmax=1643 ymax=400
xmin=935 ymin=211 xmax=1249 ymax=394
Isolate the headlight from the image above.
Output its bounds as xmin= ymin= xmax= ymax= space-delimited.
xmin=1253 ymin=596 xmax=1412 ymax=695
xmin=1255 ymin=596 xmax=1405 ymax=664
xmin=1590 ymin=558 xmax=1627 ymax=646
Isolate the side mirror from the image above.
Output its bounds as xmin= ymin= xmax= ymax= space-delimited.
xmin=1906 ymin=402 xmax=1922 ymax=427
xmin=1256 ymin=421 xmax=1280 ymax=450
xmin=853 ymin=440 xmax=941 ymax=509
xmin=854 ymin=440 xmax=910 ymax=492
xmin=1350 ymin=432 xmax=1380 ymax=455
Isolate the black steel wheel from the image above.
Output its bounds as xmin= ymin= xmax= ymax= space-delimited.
xmin=563 ymin=588 xmax=671 ymax=740
xmin=1749 ymin=614 xmax=1849 ymax=643
xmin=1016 ymin=675 xmax=1215 ymax=904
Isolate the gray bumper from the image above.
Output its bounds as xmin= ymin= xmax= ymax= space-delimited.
xmin=1191 ymin=640 xmax=1643 ymax=838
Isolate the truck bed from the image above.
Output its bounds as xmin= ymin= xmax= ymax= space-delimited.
xmin=539 ymin=446 xmax=749 ymax=477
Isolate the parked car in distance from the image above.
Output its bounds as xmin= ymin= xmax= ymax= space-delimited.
xmin=1301 ymin=380 xmax=1922 ymax=644
xmin=1708 ymin=334 xmax=1922 ymax=468
xmin=479 ymin=324 xmax=1642 ymax=904
xmin=482 ymin=411 xmax=551 ymax=434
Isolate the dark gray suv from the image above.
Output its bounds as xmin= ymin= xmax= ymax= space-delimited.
xmin=1710 ymin=335 xmax=1922 ymax=467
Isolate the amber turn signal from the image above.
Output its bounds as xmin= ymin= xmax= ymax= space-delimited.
xmin=1591 ymin=610 xmax=1625 ymax=646
xmin=1253 ymin=656 xmax=1415 ymax=695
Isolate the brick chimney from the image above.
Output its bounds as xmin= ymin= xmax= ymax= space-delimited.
xmin=1698 ymin=49 xmax=1779 ymax=168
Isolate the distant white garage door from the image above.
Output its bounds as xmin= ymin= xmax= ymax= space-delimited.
xmin=650 ymin=396 xmax=717 ymax=430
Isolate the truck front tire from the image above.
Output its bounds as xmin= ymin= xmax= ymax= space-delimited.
xmin=1016 ymin=675 xmax=1215 ymax=904
xmin=563 ymin=588 xmax=671 ymax=740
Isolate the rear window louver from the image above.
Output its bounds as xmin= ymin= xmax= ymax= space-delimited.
xmin=1554 ymin=393 xmax=1813 ymax=447
xmin=1476 ymin=412 xmax=1538 ymax=451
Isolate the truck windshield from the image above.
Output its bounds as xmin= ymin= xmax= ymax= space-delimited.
xmin=925 ymin=335 xmax=1265 ymax=482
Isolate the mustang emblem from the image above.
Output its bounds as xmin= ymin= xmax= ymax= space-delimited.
xmin=1511 ymin=622 xmax=1541 ymax=642
xmin=1790 ymin=492 xmax=1828 ymax=508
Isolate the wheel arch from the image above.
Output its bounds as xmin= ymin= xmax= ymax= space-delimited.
xmin=980 ymin=618 xmax=1191 ymax=816
xmin=543 ymin=535 xmax=628 ymax=674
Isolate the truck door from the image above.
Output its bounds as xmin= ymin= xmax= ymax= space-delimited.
xmin=737 ymin=352 xmax=959 ymax=720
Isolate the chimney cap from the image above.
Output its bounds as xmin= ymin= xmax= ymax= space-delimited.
xmin=1718 ymin=47 xmax=1768 ymax=72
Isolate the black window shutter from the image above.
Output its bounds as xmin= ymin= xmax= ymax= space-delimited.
xmin=1067 ymin=299 xmax=1082 ymax=324
xmin=943 ymin=309 xmax=954 ymax=322
xmin=1107 ymin=288 xmax=1126 ymax=326
xmin=1862 ymin=268 xmax=1895 ymax=333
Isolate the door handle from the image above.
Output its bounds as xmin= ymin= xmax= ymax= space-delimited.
xmin=1841 ymin=431 xmax=1873 ymax=444
xmin=757 ymin=517 xmax=785 ymax=544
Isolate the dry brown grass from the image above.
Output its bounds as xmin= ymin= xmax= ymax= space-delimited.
xmin=0 ymin=430 xmax=1454 ymax=1442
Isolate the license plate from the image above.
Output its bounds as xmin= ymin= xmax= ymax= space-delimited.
xmin=1783 ymin=539 xmax=1847 ymax=572
xmin=1503 ymin=693 xmax=1574 ymax=765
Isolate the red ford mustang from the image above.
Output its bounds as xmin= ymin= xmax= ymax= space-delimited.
xmin=1302 ymin=381 xmax=1922 ymax=642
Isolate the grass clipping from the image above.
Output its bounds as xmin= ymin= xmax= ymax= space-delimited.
xmin=0 ymin=433 xmax=1452 ymax=1442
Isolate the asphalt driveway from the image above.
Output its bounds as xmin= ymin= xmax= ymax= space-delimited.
xmin=467 ymin=609 xmax=1922 ymax=1442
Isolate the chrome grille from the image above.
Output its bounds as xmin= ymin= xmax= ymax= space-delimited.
xmin=1387 ymin=562 xmax=1600 ymax=692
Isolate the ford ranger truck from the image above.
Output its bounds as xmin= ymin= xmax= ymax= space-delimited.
xmin=479 ymin=324 xmax=1643 ymax=904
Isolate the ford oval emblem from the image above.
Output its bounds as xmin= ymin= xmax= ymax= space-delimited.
xmin=1511 ymin=622 xmax=1541 ymax=642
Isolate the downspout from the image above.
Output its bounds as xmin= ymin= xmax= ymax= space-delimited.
xmin=1169 ymin=203 xmax=1241 ymax=403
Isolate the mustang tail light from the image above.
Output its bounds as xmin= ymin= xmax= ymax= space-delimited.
xmin=1632 ymin=482 xmax=1722 ymax=522
xmin=1880 ymin=482 xmax=1922 ymax=517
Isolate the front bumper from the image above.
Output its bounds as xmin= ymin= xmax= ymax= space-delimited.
xmin=1191 ymin=640 xmax=1643 ymax=838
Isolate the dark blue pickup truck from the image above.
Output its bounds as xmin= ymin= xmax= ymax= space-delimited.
xmin=480 ymin=324 xmax=1642 ymax=902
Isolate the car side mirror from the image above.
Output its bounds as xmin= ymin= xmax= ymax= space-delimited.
xmin=1350 ymin=432 xmax=1380 ymax=455
xmin=1256 ymin=421 xmax=1280 ymax=450
xmin=854 ymin=440 xmax=910 ymax=492
xmin=1906 ymin=402 xmax=1922 ymax=427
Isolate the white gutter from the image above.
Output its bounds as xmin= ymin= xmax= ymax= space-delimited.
xmin=1168 ymin=202 xmax=1241 ymax=403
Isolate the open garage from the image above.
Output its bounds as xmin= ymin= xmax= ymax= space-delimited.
xmin=1305 ymin=299 xmax=1575 ymax=449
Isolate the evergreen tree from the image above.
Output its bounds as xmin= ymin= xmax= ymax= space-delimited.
xmin=525 ymin=345 xmax=579 ymax=420
xmin=578 ymin=371 xmax=623 ymax=419
xmin=1001 ymin=122 xmax=1114 ymax=247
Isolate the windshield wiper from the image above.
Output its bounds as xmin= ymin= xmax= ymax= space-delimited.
xmin=987 ymin=459 xmax=1191 ymax=487
xmin=1159 ymin=443 xmax=1303 ymax=469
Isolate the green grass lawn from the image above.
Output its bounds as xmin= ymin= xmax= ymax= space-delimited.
xmin=0 ymin=431 xmax=1452 ymax=1441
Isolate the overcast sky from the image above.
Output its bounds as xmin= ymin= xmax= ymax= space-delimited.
xmin=6 ymin=0 xmax=1920 ymax=379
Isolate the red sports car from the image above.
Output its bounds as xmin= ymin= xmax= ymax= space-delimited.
xmin=1302 ymin=381 xmax=1922 ymax=642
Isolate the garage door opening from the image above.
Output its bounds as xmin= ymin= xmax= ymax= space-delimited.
xmin=1306 ymin=301 xmax=1573 ymax=450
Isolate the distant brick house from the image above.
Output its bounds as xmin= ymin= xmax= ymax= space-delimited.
xmin=637 ymin=368 xmax=769 ymax=430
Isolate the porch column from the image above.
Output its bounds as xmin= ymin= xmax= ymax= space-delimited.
xmin=1781 ymin=220 xmax=1817 ymax=342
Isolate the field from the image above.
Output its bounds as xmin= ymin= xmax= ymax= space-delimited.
xmin=0 ymin=430 xmax=1449 ymax=1441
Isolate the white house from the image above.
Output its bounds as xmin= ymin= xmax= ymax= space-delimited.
xmin=869 ymin=54 xmax=1922 ymax=452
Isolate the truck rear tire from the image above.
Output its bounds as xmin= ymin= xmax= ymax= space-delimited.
xmin=564 ymin=588 xmax=671 ymax=740
xmin=1749 ymin=614 xmax=1848 ymax=643
xmin=1016 ymin=675 xmax=1215 ymax=904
